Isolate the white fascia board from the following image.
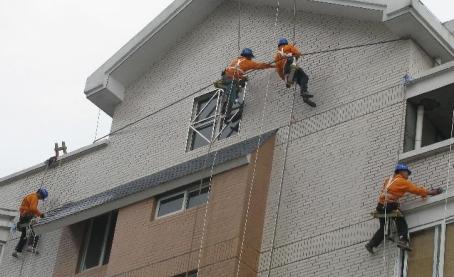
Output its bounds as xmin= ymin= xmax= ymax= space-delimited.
xmin=83 ymin=0 xmax=223 ymax=117
xmin=384 ymin=0 xmax=454 ymax=62
xmin=405 ymin=61 xmax=454 ymax=99
xmin=33 ymin=155 xmax=250 ymax=235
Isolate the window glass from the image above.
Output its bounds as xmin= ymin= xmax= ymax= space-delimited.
xmin=173 ymin=270 xmax=197 ymax=277
xmin=0 ymin=243 xmax=3 ymax=264
xmin=444 ymin=223 xmax=454 ymax=275
xmin=196 ymin=96 xmax=217 ymax=120
xmin=83 ymin=214 xmax=109 ymax=270
xmin=187 ymin=186 xmax=209 ymax=209
xmin=79 ymin=211 xmax=118 ymax=272
xmin=403 ymin=84 xmax=454 ymax=152
xmin=191 ymin=124 xmax=213 ymax=150
xmin=407 ymin=227 xmax=436 ymax=277
xmin=103 ymin=211 xmax=118 ymax=265
xmin=157 ymin=193 xmax=185 ymax=217
xmin=187 ymin=270 xmax=198 ymax=277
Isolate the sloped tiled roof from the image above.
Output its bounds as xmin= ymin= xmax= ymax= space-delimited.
xmin=37 ymin=131 xmax=275 ymax=228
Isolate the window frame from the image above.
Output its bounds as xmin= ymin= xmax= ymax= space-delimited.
xmin=154 ymin=191 xmax=187 ymax=219
xmin=78 ymin=211 xmax=117 ymax=273
xmin=155 ymin=180 xmax=210 ymax=219
xmin=403 ymin=84 xmax=454 ymax=154
xmin=402 ymin=216 xmax=454 ymax=277
xmin=0 ymin=242 xmax=4 ymax=264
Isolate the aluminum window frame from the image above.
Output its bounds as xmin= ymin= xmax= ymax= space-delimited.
xmin=78 ymin=212 xmax=116 ymax=273
xmin=155 ymin=180 xmax=210 ymax=219
xmin=0 ymin=242 xmax=4 ymax=265
xmin=402 ymin=219 xmax=454 ymax=277
xmin=155 ymin=191 xmax=187 ymax=219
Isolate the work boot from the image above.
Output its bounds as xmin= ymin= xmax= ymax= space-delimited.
xmin=300 ymin=90 xmax=314 ymax=98
xmin=303 ymin=98 xmax=317 ymax=108
xmin=397 ymin=238 xmax=412 ymax=251
xmin=12 ymin=251 xmax=19 ymax=258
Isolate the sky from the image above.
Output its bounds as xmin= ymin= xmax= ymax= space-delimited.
xmin=0 ymin=0 xmax=453 ymax=178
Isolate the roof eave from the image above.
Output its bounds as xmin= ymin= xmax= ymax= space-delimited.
xmin=384 ymin=0 xmax=454 ymax=63
xmin=84 ymin=0 xmax=454 ymax=117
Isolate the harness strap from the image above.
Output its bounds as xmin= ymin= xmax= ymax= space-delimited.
xmin=227 ymin=58 xmax=246 ymax=75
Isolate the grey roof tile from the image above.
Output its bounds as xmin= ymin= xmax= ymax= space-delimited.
xmin=37 ymin=131 xmax=275 ymax=227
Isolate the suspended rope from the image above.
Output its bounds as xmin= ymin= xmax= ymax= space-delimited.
xmin=237 ymin=0 xmax=241 ymax=53
xmin=382 ymin=82 xmax=408 ymax=277
xmin=265 ymin=4 xmax=299 ymax=276
xmin=93 ymin=108 xmax=101 ymax=142
xmin=194 ymin=1 xmax=245 ymax=273
xmin=439 ymin=109 xmax=454 ymax=277
xmin=235 ymin=1 xmax=281 ymax=276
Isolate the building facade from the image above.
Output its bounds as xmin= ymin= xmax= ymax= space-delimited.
xmin=1 ymin=0 xmax=454 ymax=276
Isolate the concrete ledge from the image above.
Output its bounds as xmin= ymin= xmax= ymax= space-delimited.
xmin=399 ymin=138 xmax=454 ymax=163
xmin=0 ymin=140 xmax=110 ymax=186
xmin=402 ymin=190 xmax=454 ymax=229
xmin=406 ymin=60 xmax=454 ymax=99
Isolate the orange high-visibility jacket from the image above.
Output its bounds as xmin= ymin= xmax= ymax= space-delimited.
xmin=274 ymin=44 xmax=302 ymax=80
xmin=378 ymin=174 xmax=429 ymax=204
xmin=224 ymin=57 xmax=272 ymax=80
xmin=19 ymin=193 xmax=42 ymax=217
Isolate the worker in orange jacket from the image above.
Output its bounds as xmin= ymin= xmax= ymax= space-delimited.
xmin=12 ymin=188 xmax=48 ymax=257
xmin=365 ymin=164 xmax=442 ymax=253
xmin=222 ymin=48 xmax=274 ymax=121
xmin=274 ymin=38 xmax=316 ymax=107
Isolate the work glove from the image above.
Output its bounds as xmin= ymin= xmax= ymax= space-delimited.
xmin=428 ymin=188 xmax=444 ymax=196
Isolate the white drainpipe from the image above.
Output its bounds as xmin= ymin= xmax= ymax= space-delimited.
xmin=415 ymin=105 xmax=424 ymax=149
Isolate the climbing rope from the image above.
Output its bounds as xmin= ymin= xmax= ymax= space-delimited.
xmin=93 ymin=108 xmax=101 ymax=142
xmin=264 ymin=2 xmax=300 ymax=275
xmin=439 ymin=108 xmax=454 ymax=277
xmin=237 ymin=0 xmax=241 ymax=53
xmin=382 ymin=82 xmax=407 ymax=277
xmin=193 ymin=1 xmax=247 ymax=273
xmin=235 ymin=1 xmax=281 ymax=276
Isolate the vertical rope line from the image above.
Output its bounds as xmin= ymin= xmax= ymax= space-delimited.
xmin=237 ymin=0 xmax=241 ymax=53
xmin=383 ymin=84 xmax=407 ymax=277
xmin=93 ymin=108 xmax=101 ymax=142
xmin=234 ymin=2 xmax=281 ymax=275
xmin=195 ymin=3 xmax=245 ymax=269
xmin=292 ymin=0 xmax=296 ymax=44
xmin=265 ymin=86 xmax=297 ymax=277
xmin=441 ymin=108 xmax=454 ymax=248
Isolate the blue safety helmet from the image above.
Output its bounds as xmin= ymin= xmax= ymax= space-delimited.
xmin=240 ymin=48 xmax=255 ymax=58
xmin=278 ymin=38 xmax=289 ymax=47
xmin=37 ymin=188 xmax=49 ymax=200
xmin=395 ymin=163 xmax=411 ymax=175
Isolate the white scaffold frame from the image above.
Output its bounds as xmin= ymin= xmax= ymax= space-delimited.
xmin=187 ymin=83 xmax=247 ymax=150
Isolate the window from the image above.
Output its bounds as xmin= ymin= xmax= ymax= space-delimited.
xmin=404 ymin=84 xmax=454 ymax=152
xmin=78 ymin=211 xmax=118 ymax=272
xmin=444 ymin=223 xmax=454 ymax=276
xmin=174 ymin=270 xmax=197 ymax=277
xmin=406 ymin=226 xmax=440 ymax=277
xmin=187 ymin=89 xmax=242 ymax=151
xmin=156 ymin=179 xmax=210 ymax=218
xmin=0 ymin=243 xmax=4 ymax=264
